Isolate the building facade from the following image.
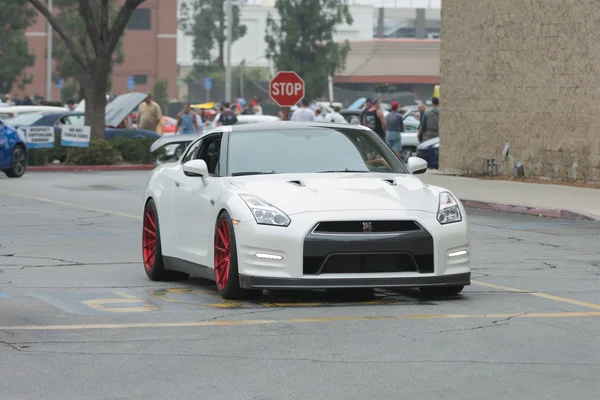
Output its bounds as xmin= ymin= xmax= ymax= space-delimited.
xmin=21 ymin=0 xmax=178 ymax=102
xmin=440 ymin=0 xmax=600 ymax=182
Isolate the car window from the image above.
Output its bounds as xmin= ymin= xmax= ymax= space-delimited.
xmin=227 ymin=127 xmax=408 ymax=175
xmin=181 ymin=140 xmax=201 ymax=164
xmin=195 ymin=133 xmax=222 ymax=176
xmin=62 ymin=115 xmax=85 ymax=125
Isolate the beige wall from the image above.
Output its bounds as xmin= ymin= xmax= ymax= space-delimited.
xmin=440 ymin=0 xmax=600 ymax=182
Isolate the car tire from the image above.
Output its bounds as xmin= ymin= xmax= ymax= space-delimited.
xmin=143 ymin=199 xmax=189 ymax=281
xmin=214 ymin=210 xmax=262 ymax=300
xmin=5 ymin=145 xmax=27 ymax=178
xmin=419 ymin=285 xmax=464 ymax=297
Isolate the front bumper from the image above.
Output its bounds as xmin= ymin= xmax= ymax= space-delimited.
xmin=232 ymin=209 xmax=470 ymax=289
xmin=240 ymin=272 xmax=470 ymax=290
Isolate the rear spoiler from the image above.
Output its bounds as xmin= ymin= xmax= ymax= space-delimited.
xmin=149 ymin=134 xmax=204 ymax=152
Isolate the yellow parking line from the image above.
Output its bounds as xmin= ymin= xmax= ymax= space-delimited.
xmin=0 ymin=190 xmax=140 ymax=220
xmin=2 ymin=311 xmax=600 ymax=331
xmin=472 ymin=280 xmax=600 ymax=310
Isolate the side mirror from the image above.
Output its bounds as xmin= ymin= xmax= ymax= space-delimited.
xmin=407 ymin=156 xmax=428 ymax=175
xmin=183 ymin=159 xmax=209 ymax=178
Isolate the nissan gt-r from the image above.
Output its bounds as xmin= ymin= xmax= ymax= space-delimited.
xmin=142 ymin=122 xmax=470 ymax=299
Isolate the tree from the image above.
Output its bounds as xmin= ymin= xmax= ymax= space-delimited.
xmin=265 ymin=0 xmax=352 ymax=101
xmin=0 ymin=0 xmax=36 ymax=94
xmin=179 ymin=0 xmax=247 ymax=68
xmin=51 ymin=0 xmax=125 ymax=101
xmin=27 ymin=0 xmax=147 ymax=139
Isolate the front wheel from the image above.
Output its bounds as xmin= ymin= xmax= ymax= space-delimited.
xmin=142 ymin=199 xmax=189 ymax=281
xmin=5 ymin=145 xmax=27 ymax=178
xmin=214 ymin=211 xmax=262 ymax=300
xmin=419 ymin=285 xmax=464 ymax=297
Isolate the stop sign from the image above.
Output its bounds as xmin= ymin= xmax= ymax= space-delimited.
xmin=269 ymin=71 xmax=305 ymax=107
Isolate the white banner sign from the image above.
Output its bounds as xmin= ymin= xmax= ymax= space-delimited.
xmin=61 ymin=125 xmax=91 ymax=148
xmin=24 ymin=127 xmax=54 ymax=149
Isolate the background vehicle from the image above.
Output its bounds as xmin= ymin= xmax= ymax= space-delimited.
xmin=416 ymin=136 xmax=439 ymax=169
xmin=0 ymin=118 xmax=28 ymax=178
xmin=143 ymin=122 xmax=470 ymax=300
xmin=0 ymin=105 xmax=68 ymax=121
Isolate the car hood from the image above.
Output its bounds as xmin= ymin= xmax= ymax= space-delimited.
xmin=105 ymin=92 xmax=148 ymax=127
xmin=417 ymin=136 xmax=439 ymax=149
xmin=229 ymin=173 xmax=442 ymax=215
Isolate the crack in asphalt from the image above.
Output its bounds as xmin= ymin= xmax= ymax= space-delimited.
xmin=8 ymin=349 xmax=600 ymax=366
xmin=19 ymin=262 xmax=140 ymax=270
xmin=0 ymin=254 xmax=81 ymax=264
xmin=428 ymin=313 xmax=529 ymax=334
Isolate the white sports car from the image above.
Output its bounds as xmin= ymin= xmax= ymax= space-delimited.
xmin=143 ymin=122 xmax=470 ymax=299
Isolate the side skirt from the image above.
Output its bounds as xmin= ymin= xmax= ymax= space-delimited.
xmin=163 ymin=256 xmax=215 ymax=281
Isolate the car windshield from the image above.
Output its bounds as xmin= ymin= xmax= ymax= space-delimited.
xmin=6 ymin=113 xmax=45 ymax=126
xmin=227 ymin=127 xmax=408 ymax=175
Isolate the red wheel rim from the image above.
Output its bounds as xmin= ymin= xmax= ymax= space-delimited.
xmin=142 ymin=206 xmax=157 ymax=271
xmin=214 ymin=218 xmax=231 ymax=290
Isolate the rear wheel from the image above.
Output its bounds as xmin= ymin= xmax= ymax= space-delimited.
xmin=214 ymin=211 xmax=262 ymax=300
xmin=5 ymin=145 xmax=27 ymax=178
xmin=143 ymin=199 xmax=189 ymax=281
xmin=419 ymin=285 xmax=464 ymax=297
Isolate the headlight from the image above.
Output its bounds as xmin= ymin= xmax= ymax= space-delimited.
xmin=437 ymin=191 xmax=462 ymax=224
xmin=239 ymin=194 xmax=291 ymax=226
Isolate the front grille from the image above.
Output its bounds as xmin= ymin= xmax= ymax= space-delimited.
xmin=302 ymin=253 xmax=435 ymax=275
xmin=312 ymin=220 xmax=421 ymax=234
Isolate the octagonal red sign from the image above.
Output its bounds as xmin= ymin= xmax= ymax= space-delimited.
xmin=269 ymin=71 xmax=305 ymax=107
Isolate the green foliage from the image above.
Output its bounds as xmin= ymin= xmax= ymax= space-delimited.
xmin=264 ymin=0 xmax=352 ymax=100
xmin=60 ymin=80 xmax=78 ymax=103
xmin=51 ymin=0 xmax=125 ymax=97
xmin=66 ymin=140 xmax=123 ymax=165
xmin=0 ymin=0 xmax=36 ymax=94
xmin=179 ymin=0 xmax=247 ymax=68
xmin=110 ymin=137 xmax=157 ymax=164
xmin=153 ymin=78 xmax=169 ymax=113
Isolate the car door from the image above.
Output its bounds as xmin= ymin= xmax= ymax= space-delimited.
xmin=0 ymin=120 xmax=8 ymax=167
xmin=172 ymin=132 xmax=224 ymax=266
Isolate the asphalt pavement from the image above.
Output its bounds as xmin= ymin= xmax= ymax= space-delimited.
xmin=1 ymin=171 xmax=600 ymax=400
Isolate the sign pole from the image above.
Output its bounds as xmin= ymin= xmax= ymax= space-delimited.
xmin=283 ymin=107 xmax=289 ymax=121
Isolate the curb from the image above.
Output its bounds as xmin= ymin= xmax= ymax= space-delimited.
xmin=461 ymin=199 xmax=600 ymax=222
xmin=28 ymin=165 xmax=156 ymax=172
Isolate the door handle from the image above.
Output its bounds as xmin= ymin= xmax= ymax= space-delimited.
xmin=175 ymin=182 xmax=180 ymax=187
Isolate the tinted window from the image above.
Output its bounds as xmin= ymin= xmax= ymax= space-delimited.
xmin=128 ymin=9 xmax=151 ymax=30
xmin=227 ymin=128 xmax=407 ymax=175
xmin=181 ymin=140 xmax=200 ymax=163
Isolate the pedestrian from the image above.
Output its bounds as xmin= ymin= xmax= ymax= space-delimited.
xmin=385 ymin=101 xmax=404 ymax=159
xmin=325 ymin=105 xmax=347 ymax=124
xmin=360 ymin=98 xmax=373 ymax=126
xmin=217 ymin=102 xmax=238 ymax=126
xmin=417 ymin=103 xmax=427 ymax=142
xmin=420 ymin=97 xmax=440 ymax=142
xmin=175 ymin=104 xmax=199 ymax=134
xmin=291 ymin=98 xmax=316 ymax=121
xmin=314 ymin=108 xmax=325 ymax=121
xmin=253 ymin=97 xmax=263 ymax=115
xmin=137 ymin=94 xmax=163 ymax=132
xmin=66 ymin=100 xmax=76 ymax=111
xmin=363 ymin=99 xmax=387 ymax=140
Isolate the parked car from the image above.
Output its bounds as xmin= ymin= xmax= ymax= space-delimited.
xmin=340 ymin=109 xmax=421 ymax=163
xmin=0 ymin=105 xmax=69 ymax=121
xmin=416 ymin=136 xmax=439 ymax=169
xmin=8 ymin=92 xmax=160 ymax=141
xmin=0 ymin=118 xmax=28 ymax=178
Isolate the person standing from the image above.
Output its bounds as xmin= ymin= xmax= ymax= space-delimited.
xmin=324 ymin=106 xmax=347 ymax=123
xmin=314 ymin=109 xmax=326 ymax=121
xmin=291 ymin=98 xmax=316 ymax=121
xmin=137 ymin=94 xmax=163 ymax=131
xmin=217 ymin=102 xmax=238 ymax=126
xmin=384 ymin=101 xmax=404 ymax=159
xmin=420 ymin=97 xmax=440 ymax=142
xmin=363 ymin=99 xmax=387 ymax=140
xmin=176 ymin=104 xmax=199 ymax=134
xmin=417 ymin=103 xmax=427 ymax=142
xmin=360 ymin=98 xmax=373 ymax=126
xmin=253 ymin=97 xmax=263 ymax=115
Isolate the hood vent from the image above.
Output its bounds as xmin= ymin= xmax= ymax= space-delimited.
xmin=288 ymin=180 xmax=305 ymax=187
xmin=382 ymin=178 xmax=396 ymax=186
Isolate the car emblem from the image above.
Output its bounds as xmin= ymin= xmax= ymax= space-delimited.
xmin=362 ymin=222 xmax=373 ymax=232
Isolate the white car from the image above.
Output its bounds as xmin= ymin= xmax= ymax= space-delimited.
xmin=143 ymin=122 xmax=471 ymax=299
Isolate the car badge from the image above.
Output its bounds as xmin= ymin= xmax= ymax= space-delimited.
xmin=362 ymin=222 xmax=373 ymax=232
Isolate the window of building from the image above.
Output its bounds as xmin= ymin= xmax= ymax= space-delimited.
xmin=127 ymin=9 xmax=151 ymax=30
xmin=134 ymin=75 xmax=148 ymax=85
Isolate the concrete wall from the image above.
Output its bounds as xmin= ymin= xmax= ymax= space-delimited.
xmin=440 ymin=0 xmax=600 ymax=183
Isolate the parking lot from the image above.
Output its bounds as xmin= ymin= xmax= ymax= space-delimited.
xmin=1 ymin=171 xmax=600 ymax=399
